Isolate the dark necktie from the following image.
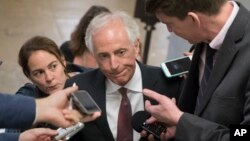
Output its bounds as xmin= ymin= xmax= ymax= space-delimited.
xmin=117 ymin=87 xmax=133 ymax=141
xmin=195 ymin=45 xmax=216 ymax=113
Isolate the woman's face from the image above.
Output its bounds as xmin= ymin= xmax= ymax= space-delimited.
xmin=27 ymin=50 xmax=68 ymax=95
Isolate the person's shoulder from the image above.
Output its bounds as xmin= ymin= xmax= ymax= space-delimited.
xmin=138 ymin=62 xmax=162 ymax=74
xmin=67 ymin=68 xmax=100 ymax=82
xmin=65 ymin=68 xmax=102 ymax=89
xmin=140 ymin=62 xmax=184 ymax=82
xmin=142 ymin=63 xmax=161 ymax=71
xmin=66 ymin=62 xmax=93 ymax=73
xmin=15 ymin=83 xmax=41 ymax=98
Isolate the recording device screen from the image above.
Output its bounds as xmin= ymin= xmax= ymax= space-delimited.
xmin=132 ymin=111 xmax=166 ymax=139
xmin=71 ymin=90 xmax=101 ymax=115
xmin=161 ymin=56 xmax=191 ymax=77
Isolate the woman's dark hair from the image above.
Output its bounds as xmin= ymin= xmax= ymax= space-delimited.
xmin=18 ymin=36 xmax=66 ymax=77
xmin=70 ymin=5 xmax=110 ymax=56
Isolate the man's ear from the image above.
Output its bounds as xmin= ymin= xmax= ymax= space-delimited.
xmin=134 ymin=38 xmax=141 ymax=55
xmin=187 ymin=12 xmax=201 ymax=27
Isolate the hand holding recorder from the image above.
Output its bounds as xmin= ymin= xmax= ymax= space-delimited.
xmin=71 ymin=90 xmax=102 ymax=115
xmin=53 ymin=90 xmax=101 ymax=140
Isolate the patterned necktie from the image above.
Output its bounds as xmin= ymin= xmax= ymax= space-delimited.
xmin=117 ymin=87 xmax=133 ymax=141
xmin=195 ymin=45 xmax=216 ymax=114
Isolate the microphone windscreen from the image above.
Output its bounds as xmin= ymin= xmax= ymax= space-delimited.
xmin=132 ymin=111 xmax=151 ymax=132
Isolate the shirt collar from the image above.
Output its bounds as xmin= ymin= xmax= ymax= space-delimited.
xmin=106 ymin=62 xmax=142 ymax=94
xmin=209 ymin=1 xmax=239 ymax=50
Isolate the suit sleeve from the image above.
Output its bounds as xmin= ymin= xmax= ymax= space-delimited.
xmin=0 ymin=93 xmax=36 ymax=128
xmin=175 ymin=113 xmax=229 ymax=141
xmin=0 ymin=133 xmax=19 ymax=141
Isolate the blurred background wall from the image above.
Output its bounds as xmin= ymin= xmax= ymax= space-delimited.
xmin=0 ymin=0 xmax=250 ymax=93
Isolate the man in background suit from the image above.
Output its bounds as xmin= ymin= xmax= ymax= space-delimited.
xmin=140 ymin=0 xmax=250 ymax=141
xmin=65 ymin=11 xmax=183 ymax=141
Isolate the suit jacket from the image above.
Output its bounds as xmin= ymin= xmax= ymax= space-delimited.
xmin=0 ymin=133 xmax=19 ymax=141
xmin=0 ymin=93 xmax=36 ymax=141
xmin=176 ymin=2 xmax=250 ymax=141
xmin=0 ymin=133 xmax=20 ymax=141
xmin=65 ymin=62 xmax=183 ymax=141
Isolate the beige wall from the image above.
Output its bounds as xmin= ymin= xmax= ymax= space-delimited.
xmin=0 ymin=0 xmax=139 ymax=93
xmin=1 ymin=0 xmax=171 ymax=94
xmin=2 ymin=0 xmax=249 ymax=94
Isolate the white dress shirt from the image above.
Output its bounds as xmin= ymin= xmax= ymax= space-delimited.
xmin=106 ymin=62 xmax=144 ymax=141
xmin=199 ymin=1 xmax=239 ymax=83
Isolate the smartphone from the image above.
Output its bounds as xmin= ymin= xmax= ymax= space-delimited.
xmin=53 ymin=122 xmax=84 ymax=141
xmin=71 ymin=90 xmax=101 ymax=115
xmin=142 ymin=121 xmax=166 ymax=139
xmin=132 ymin=111 xmax=166 ymax=140
xmin=161 ymin=56 xmax=192 ymax=78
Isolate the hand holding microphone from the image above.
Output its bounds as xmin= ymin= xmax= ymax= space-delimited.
xmin=141 ymin=89 xmax=184 ymax=140
xmin=132 ymin=111 xmax=166 ymax=140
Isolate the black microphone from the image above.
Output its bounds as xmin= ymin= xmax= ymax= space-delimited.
xmin=132 ymin=111 xmax=166 ymax=139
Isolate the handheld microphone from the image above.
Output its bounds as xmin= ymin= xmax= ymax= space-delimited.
xmin=132 ymin=111 xmax=166 ymax=139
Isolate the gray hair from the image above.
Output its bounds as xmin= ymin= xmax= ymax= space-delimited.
xmin=85 ymin=11 xmax=140 ymax=53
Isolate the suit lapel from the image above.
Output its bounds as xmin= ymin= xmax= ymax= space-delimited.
xmin=179 ymin=45 xmax=201 ymax=113
xmin=138 ymin=62 xmax=158 ymax=104
xmin=196 ymin=39 xmax=238 ymax=114
xmin=90 ymin=70 xmax=115 ymax=141
xmin=196 ymin=3 xmax=248 ymax=115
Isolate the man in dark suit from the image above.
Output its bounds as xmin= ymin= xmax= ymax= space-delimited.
xmin=140 ymin=0 xmax=250 ymax=141
xmin=65 ymin=11 xmax=183 ymax=141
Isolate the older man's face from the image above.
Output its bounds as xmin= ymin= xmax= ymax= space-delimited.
xmin=92 ymin=20 xmax=140 ymax=86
